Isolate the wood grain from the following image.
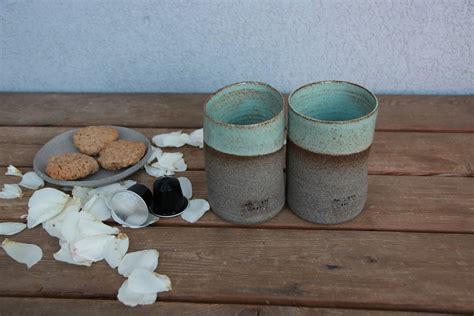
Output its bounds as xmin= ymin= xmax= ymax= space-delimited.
xmin=0 ymin=94 xmax=472 ymax=131
xmin=1 ymin=171 xmax=473 ymax=233
xmin=0 ymin=127 xmax=472 ymax=176
xmin=0 ymin=228 xmax=472 ymax=313
xmin=0 ymin=297 xmax=463 ymax=316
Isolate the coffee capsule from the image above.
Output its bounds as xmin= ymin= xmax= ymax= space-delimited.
xmin=109 ymin=184 xmax=153 ymax=227
xmin=151 ymin=177 xmax=188 ymax=217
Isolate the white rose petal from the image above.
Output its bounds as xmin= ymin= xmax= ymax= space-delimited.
xmin=0 ymin=184 xmax=23 ymax=199
xmin=72 ymin=186 xmax=92 ymax=206
xmin=72 ymin=235 xmax=115 ymax=262
xmin=82 ymin=195 xmax=111 ymax=221
xmin=19 ymin=171 xmax=44 ymax=190
xmin=178 ymin=177 xmax=193 ymax=199
xmin=117 ymin=280 xmax=157 ymax=307
xmin=128 ymin=268 xmax=172 ymax=294
xmin=181 ymin=199 xmax=210 ymax=223
xmin=144 ymin=164 xmax=167 ymax=178
xmin=103 ymin=233 xmax=129 ymax=268
xmin=27 ymin=188 xmax=70 ymax=228
xmin=53 ymin=241 xmax=92 ymax=266
xmin=147 ymin=146 xmax=163 ymax=164
xmin=5 ymin=165 xmax=22 ymax=177
xmin=152 ymin=131 xmax=190 ymax=148
xmin=0 ymin=222 xmax=27 ymax=236
xmin=1 ymin=238 xmax=42 ymax=268
xmin=187 ymin=128 xmax=203 ymax=148
xmin=156 ymin=152 xmax=187 ymax=173
xmin=77 ymin=217 xmax=119 ymax=237
xmin=42 ymin=197 xmax=81 ymax=239
xmin=118 ymin=249 xmax=159 ymax=277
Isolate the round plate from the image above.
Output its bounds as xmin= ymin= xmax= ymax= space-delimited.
xmin=33 ymin=126 xmax=152 ymax=187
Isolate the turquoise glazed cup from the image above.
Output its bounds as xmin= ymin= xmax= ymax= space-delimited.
xmin=204 ymin=82 xmax=285 ymax=224
xmin=287 ymin=81 xmax=378 ymax=224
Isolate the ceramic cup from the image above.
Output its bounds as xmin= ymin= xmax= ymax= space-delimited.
xmin=287 ymin=81 xmax=378 ymax=224
xmin=204 ymin=81 xmax=286 ymax=224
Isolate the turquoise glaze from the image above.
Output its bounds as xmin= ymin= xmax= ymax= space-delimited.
xmin=288 ymin=81 xmax=378 ymax=156
xmin=204 ymin=82 xmax=285 ymax=156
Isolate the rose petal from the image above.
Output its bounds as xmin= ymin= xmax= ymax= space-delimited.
xmin=144 ymin=164 xmax=167 ymax=178
xmin=19 ymin=171 xmax=44 ymax=190
xmin=82 ymin=195 xmax=111 ymax=221
xmin=42 ymin=197 xmax=81 ymax=239
xmin=103 ymin=233 xmax=129 ymax=269
xmin=0 ymin=222 xmax=27 ymax=236
xmin=27 ymin=188 xmax=70 ymax=228
xmin=88 ymin=181 xmax=136 ymax=202
xmin=72 ymin=186 xmax=92 ymax=206
xmin=77 ymin=217 xmax=119 ymax=237
xmin=147 ymin=146 xmax=163 ymax=164
xmin=152 ymin=131 xmax=190 ymax=148
xmin=117 ymin=280 xmax=157 ymax=307
xmin=53 ymin=241 xmax=92 ymax=266
xmin=186 ymin=128 xmax=203 ymax=148
xmin=128 ymin=268 xmax=172 ymax=294
xmin=1 ymin=238 xmax=42 ymax=268
xmin=5 ymin=165 xmax=22 ymax=177
xmin=0 ymin=184 xmax=23 ymax=199
xmin=181 ymin=199 xmax=210 ymax=223
xmin=72 ymin=235 xmax=115 ymax=262
xmin=118 ymin=249 xmax=159 ymax=277
xmin=156 ymin=152 xmax=187 ymax=173
xmin=178 ymin=177 xmax=193 ymax=199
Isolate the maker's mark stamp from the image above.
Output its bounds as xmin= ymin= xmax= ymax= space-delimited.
xmin=332 ymin=194 xmax=356 ymax=211
xmin=243 ymin=198 xmax=269 ymax=213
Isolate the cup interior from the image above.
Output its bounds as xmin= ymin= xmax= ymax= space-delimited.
xmin=290 ymin=81 xmax=377 ymax=122
xmin=205 ymin=82 xmax=283 ymax=125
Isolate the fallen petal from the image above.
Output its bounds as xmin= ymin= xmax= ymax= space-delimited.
xmin=53 ymin=241 xmax=92 ymax=266
xmin=19 ymin=171 xmax=45 ymax=190
xmin=147 ymin=146 xmax=163 ymax=164
xmin=173 ymin=158 xmax=187 ymax=172
xmin=1 ymin=238 xmax=42 ymax=268
xmin=0 ymin=184 xmax=23 ymax=199
xmin=117 ymin=280 xmax=157 ymax=307
xmin=178 ymin=177 xmax=193 ymax=199
xmin=82 ymin=195 xmax=111 ymax=221
xmin=77 ymin=217 xmax=119 ymax=237
xmin=118 ymin=249 xmax=159 ymax=277
xmin=27 ymin=188 xmax=70 ymax=228
xmin=5 ymin=165 xmax=22 ymax=177
xmin=144 ymin=164 xmax=167 ymax=178
xmin=152 ymin=131 xmax=190 ymax=148
xmin=187 ymin=128 xmax=203 ymax=148
xmin=73 ymin=235 xmax=115 ymax=262
xmin=103 ymin=233 xmax=129 ymax=269
xmin=0 ymin=222 xmax=26 ymax=236
xmin=181 ymin=199 xmax=210 ymax=223
xmin=43 ymin=197 xmax=81 ymax=239
xmin=72 ymin=186 xmax=92 ymax=206
xmin=128 ymin=268 xmax=172 ymax=294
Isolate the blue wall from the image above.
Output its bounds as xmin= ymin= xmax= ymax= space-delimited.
xmin=1 ymin=0 xmax=472 ymax=94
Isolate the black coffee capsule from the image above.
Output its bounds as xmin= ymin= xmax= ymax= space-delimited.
xmin=151 ymin=176 xmax=188 ymax=217
xmin=109 ymin=184 xmax=153 ymax=227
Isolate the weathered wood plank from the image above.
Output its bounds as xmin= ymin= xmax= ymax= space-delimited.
xmin=0 ymin=228 xmax=472 ymax=312
xmin=0 ymin=127 xmax=473 ymax=176
xmin=0 ymin=297 xmax=462 ymax=316
xmin=0 ymin=94 xmax=472 ymax=131
xmin=1 ymin=171 xmax=473 ymax=233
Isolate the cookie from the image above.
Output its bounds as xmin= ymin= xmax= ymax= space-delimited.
xmin=98 ymin=140 xmax=147 ymax=170
xmin=73 ymin=126 xmax=119 ymax=156
xmin=46 ymin=153 xmax=99 ymax=180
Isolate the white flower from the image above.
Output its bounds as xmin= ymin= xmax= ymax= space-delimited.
xmin=19 ymin=171 xmax=45 ymax=190
xmin=181 ymin=199 xmax=210 ymax=223
xmin=5 ymin=165 xmax=22 ymax=177
xmin=1 ymin=238 xmax=42 ymax=268
xmin=0 ymin=222 xmax=27 ymax=236
xmin=152 ymin=131 xmax=190 ymax=148
xmin=186 ymin=128 xmax=203 ymax=148
xmin=0 ymin=184 xmax=23 ymax=199
xmin=27 ymin=188 xmax=70 ymax=228
xmin=118 ymin=249 xmax=159 ymax=277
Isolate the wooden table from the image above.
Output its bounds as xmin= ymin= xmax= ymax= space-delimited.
xmin=0 ymin=94 xmax=472 ymax=315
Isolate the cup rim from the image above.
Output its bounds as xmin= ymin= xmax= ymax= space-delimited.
xmin=204 ymin=81 xmax=284 ymax=129
xmin=288 ymin=80 xmax=379 ymax=125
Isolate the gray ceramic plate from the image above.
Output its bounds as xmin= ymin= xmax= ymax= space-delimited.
xmin=33 ymin=126 xmax=152 ymax=188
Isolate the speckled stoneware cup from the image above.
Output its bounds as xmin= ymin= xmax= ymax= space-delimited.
xmin=287 ymin=81 xmax=378 ymax=224
xmin=204 ymin=82 xmax=285 ymax=224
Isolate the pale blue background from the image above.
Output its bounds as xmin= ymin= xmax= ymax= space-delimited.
xmin=1 ymin=0 xmax=472 ymax=94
